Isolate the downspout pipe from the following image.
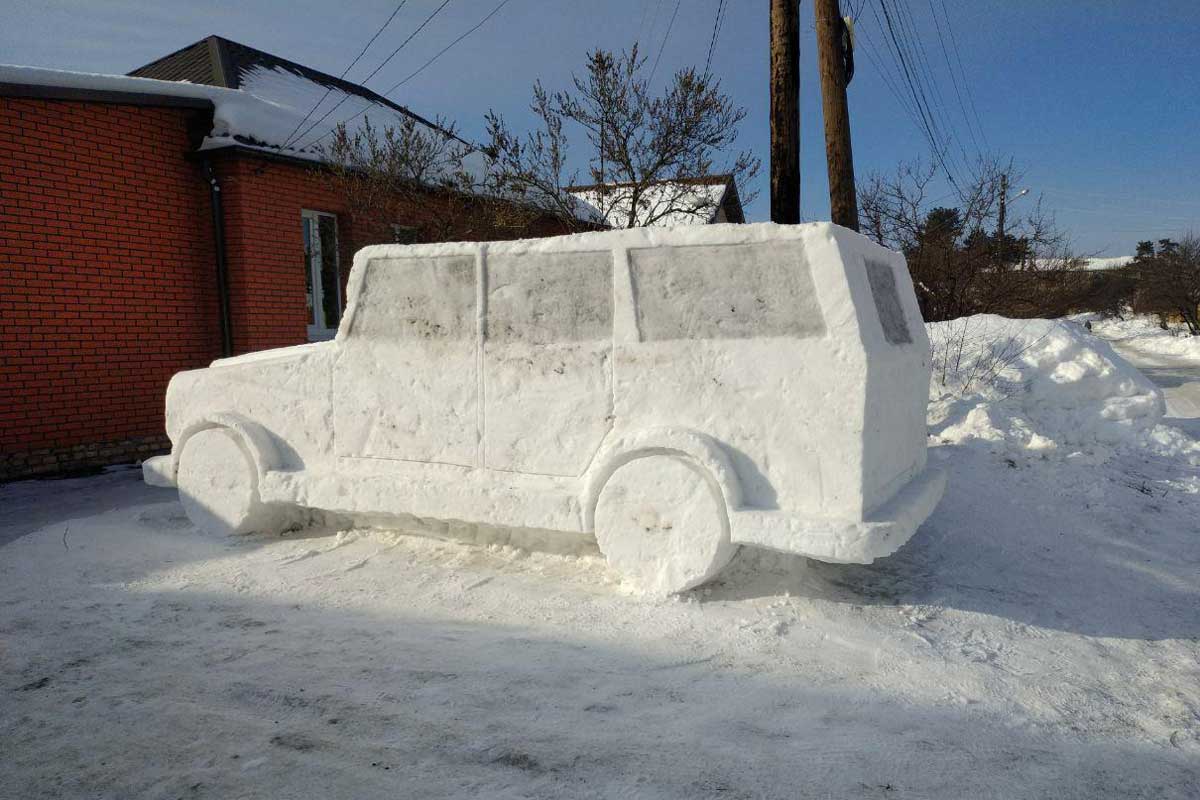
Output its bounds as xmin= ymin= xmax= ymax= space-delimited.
xmin=202 ymin=158 xmax=233 ymax=357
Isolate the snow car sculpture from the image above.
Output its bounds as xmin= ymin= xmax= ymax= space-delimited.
xmin=144 ymin=223 xmax=946 ymax=594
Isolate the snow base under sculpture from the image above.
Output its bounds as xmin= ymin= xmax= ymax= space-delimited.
xmin=145 ymin=222 xmax=944 ymax=594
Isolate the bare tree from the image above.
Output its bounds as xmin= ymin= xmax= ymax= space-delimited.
xmin=857 ymin=156 xmax=1084 ymax=321
xmin=1135 ymin=234 xmax=1200 ymax=334
xmin=487 ymin=46 xmax=760 ymax=229
xmin=482 ymin=84 xmax=589 ymax=231
xmin=316 ymin=116 xmax=482 ymax=242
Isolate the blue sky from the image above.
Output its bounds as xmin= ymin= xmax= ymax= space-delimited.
xmin=5 ymin=0 xmax=1200 ymax=256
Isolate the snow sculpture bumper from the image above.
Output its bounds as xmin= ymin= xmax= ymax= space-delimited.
xmin=732 ymin=466 xmax=947 ymax=563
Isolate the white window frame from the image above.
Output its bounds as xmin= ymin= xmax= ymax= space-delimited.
xmin=302 ymin=210 xmax=342 ymax=342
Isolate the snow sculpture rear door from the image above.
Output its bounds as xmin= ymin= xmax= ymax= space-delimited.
xmin=333 ymin=255 xmax=479 ymax=467
xmin=483 ymin=251 xmax=614 ymax=476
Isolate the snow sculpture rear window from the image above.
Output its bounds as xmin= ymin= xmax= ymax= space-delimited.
xmin=487 ymin=251 xmax=613 ymax=344
xmin=351 ymin=256 xmax=476 ymax=340
xmin=630 ymin=241 xmax=824 ymax=341
xmin=864 ymin=259 xmax=912 ymax=345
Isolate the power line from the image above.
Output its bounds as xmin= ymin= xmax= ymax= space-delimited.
xmin=637 ymin=0 xmax=663 ymax=47
xmin=927 ymin=0 xmax=984 ymax=158
xmin=857 ymin=25 xmax=923 ymax=135
xmin=938 ymin=0 xmax=989 ymax=151
xmin=648 ymin=0 xmax=682 ymax=86
xmin=704 ymin=0 xmax=728 ymax=76
xmin=890 ymin=0 xmax=973 ymax=185
xmin=294 ymin=0 xmax=516 ymax=153
xmin=897 ymin=0 xmax=978 ymax=185
xmin=289 ymin=0 xmax=456 ymax=150
xmin=281 ymin=0 xmax=410 ymax=148
xmin=873 ymin=0 xmax=964 ymax=195
xmin=387 ymin=0 xmax=514 ymax=91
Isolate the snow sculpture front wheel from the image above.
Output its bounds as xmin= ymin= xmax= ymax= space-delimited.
xmin=176 ymin=427 xmax=277 ymax=536
xmin=594 ymin=455 xmax=737 ymax=595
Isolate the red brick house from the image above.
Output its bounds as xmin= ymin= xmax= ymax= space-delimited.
xmin=0 ymin=37 xmax=575 ymax=482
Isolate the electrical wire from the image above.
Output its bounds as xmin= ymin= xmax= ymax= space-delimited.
xmin=938 ymin=0 xmax=989 ymax=151
xmin=289 ymin=0 xmax=456 ymax=150
xmin=295 ymin=0 xmax=518 ymax=152
xmin=387 ymin=0 xmax=514 ymax=91
xmin=647 ymin=0 xmax=681 ymax=86
xmin=873 ymin=0 xmax=964 ymax=195
xmin=281 ymin=0 xmax=410 ymax=149
xmin=927 ymin=0 xmax=984 ymax=157
xmin=704 ymin=0 xmax=728 ymax=76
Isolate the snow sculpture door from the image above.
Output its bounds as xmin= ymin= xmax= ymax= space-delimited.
xmin=332 ymin=255 xmax=480 ymax=467
xmin=483 ymin=251 xmax=614 ymax=476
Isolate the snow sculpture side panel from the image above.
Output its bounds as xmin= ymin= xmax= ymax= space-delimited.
xmin=332 ymin=255 xmax=479 ymax=466
xmin=483 ymin=250 xmax=614 ymax=476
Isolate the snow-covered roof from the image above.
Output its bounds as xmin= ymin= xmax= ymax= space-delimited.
xmin=1033 ymin=255 xmax=1135 ymax=272
xmin=1079 ymin=256 xmax=1134 ymax=272
xmin=0 ymin=36 xmax=460 ymax=161
xmin=567 ymin=175 xmax=744 ymax=228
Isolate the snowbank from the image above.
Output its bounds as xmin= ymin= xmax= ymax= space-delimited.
xmin=1081 ymin=313 xmax=1200 ymax=361
xmin=926 ymin=315 xmax=1188 ymax=459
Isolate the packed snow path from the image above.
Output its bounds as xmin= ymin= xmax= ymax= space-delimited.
xmin=1110 ymin=346 xmax=1200 ymax=436
xmin=2 ymin=444 xmax=1198 ymax=798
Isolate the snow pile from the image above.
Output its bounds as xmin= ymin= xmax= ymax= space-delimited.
xmin=927 ymin=315 xmax=1180 ymax=458
xmin=1081 ymin=313 xmax=1200 ymax=361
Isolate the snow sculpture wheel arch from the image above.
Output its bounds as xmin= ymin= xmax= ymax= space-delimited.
xmin=582 ymin=427 xmax=744 ymax=530
xmin=167 ymin=413 xmax=290 ymax=537
xmin=583 ymin=428 xmax=743 ymax=594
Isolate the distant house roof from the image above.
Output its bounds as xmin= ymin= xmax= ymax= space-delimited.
xmin=127 ymin=35 xmax=458 ymax=148
xmin=567 ymin=175 xmax=745 ymax=228
xmin=2 ymin=35 xmax=467 ymax=164
xmin=1079 ymin=256 xmax=1134 ymax=271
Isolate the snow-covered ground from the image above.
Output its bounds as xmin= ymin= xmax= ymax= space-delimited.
xmin=1085 ymin=313 xmax=1200 ymax=362
xmin=3 ymin=317 xmax=1200 ymax=799
xmin=1085 ymin=313 xmax=1200 ymax=437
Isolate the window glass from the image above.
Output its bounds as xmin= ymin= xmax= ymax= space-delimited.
xmin=864 ymin=259 xmax=912 ymax=345
xmin=392 ymin=224 xmax=419 ymax=244
xmin=487 ymin=251 xmax=613 ymax=345
xmin=302 ymin=216 xmax=315 ymax=321
xmin=318 ymin=215 xmax=341 ymax=329
xmin=630 ymin=241 xmax=824 ymax=341
xmin=351 ymin=256 xmax=476 ymax=340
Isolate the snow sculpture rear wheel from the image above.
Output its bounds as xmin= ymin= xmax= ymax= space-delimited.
xmin=177 ymin=427 xmax=275 ymax=536
xmin=594 ymin=455 xmax=737 ymax=594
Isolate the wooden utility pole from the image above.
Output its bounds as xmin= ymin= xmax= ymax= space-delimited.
xmin=769 ymin=0 xmax=800 ymax=224
xmin=813 ymin=0 xmax=859 ymax=231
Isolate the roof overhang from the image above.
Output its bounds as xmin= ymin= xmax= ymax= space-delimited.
xmin=0 ymin=81 xmax=214 ymax=111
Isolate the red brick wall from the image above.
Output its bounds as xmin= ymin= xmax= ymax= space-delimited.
xmin=210 ymin=155 xmax=355 ymax=353
xmin=1 ymin=104 xmax=582 ymax=481
xmin=0 ymin=97 xmax=220 ymax=480
xmin=211 ymin=151 xmax=579 ymax=354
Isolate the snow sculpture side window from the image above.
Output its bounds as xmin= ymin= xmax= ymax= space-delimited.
xmin=350 ymin=256 xmax=476 ymax=340
xmin=486 ymin=251 xmax=613 ymax=344
xmin=864 ymin=259 xmax=912 ymax=345
xmin=629 ymin=241 xmax=824 ymax=341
